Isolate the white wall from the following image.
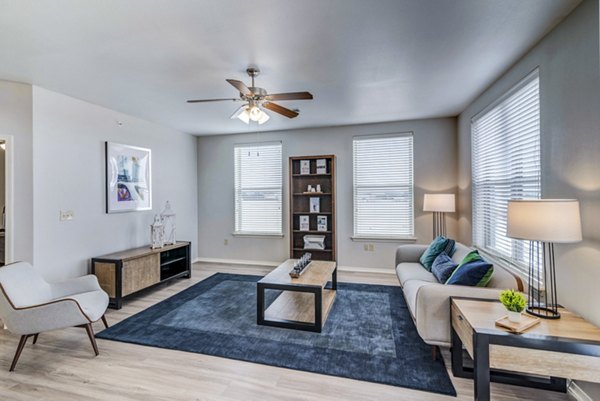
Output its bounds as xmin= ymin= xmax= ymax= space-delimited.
xmin=0 ymin=80 xmax=33 ymax=263
xmin=197 ymin=118 xmax=457 ymax=270
xmin=458 ymin=0 xmax=600 ymax=323
xmin=32 ymin=87 xmax=198 ymax=282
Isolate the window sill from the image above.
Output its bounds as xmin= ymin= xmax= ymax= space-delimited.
xmin=351 ymin=236 xmax=417 ymax=243
xmin=232 ymin=232 xmax=284 ymax=238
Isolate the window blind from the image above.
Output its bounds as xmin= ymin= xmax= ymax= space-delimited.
xmin=471 ymin=70 xmax=541 ymax=275
xmin=353 ymin=134 xmax=414 ymax=238
xmin=234 ymin=142 xmax=282 ymax=235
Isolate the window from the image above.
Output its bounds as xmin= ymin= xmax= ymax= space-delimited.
xmin=353 ymin=133 xmax=414 ymax=238
xmin=234 ymin=142 xmax=283 ymax=235
xmin=471 ymin=69 xmax=541 ymax=275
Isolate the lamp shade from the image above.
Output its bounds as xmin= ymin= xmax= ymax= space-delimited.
xmin=506 ymin=199 xmax=582 ymax=243
xmin=423 ymin=194 xmax=455 ymax=213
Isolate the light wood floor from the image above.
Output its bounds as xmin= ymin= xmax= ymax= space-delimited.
xmin=0 ymin=263 xmax=575 ymax=401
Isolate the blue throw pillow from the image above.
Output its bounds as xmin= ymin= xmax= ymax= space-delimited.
xmin=419 ymin=236 xmax=450 ymax=271
xmin=446 ymin=252 xmax=494 ymax=287
xmin=431 ymin=252 xmax=458 ymax=284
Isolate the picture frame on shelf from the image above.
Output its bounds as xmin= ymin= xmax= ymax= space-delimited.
xmin=105 ymin=142 xmax=152 ymax=213
xmin=316 ymin=159 xmax=327 ymax=174
xmin=310 ymin=197 xmax=320 ymax=213
xmin=300 ymin=160 xmax=310 ymax=175
xmin=299 ymin=215 xmax=310 ymax=231
xmin=317 ymin=216 xmax=328 ymax=231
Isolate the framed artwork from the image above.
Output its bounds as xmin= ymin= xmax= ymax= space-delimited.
xmin=105 ymin=142 xmax=152 ymax=213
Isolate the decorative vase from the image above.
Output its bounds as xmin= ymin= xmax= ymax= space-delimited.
xmin=507 ymin=311 xmax=522 ymax=323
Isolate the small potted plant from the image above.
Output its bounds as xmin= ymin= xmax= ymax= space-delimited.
xmin=499 ymin=289 xmax=527 ymax=323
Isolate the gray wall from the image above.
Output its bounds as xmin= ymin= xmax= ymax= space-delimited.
xmin=32 ymin=86 xmax=199 ymax=281
xmin=197 ymin=118 xmax=457 ymax=270
xmin=0 ymin=80 xmax=33 ymax=263
xmin=458 ymin=2 xmax=599 ymax=394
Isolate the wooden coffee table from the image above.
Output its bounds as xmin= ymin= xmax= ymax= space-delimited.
xmin=257 ymin=259 xmax=337 ymax=333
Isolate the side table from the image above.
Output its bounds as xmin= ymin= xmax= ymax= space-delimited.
xmin=450 ymin=297 xmax=600 ymax=401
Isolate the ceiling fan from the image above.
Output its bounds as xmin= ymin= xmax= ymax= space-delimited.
xmin=187 ymin=67 xmax=313 ymax=125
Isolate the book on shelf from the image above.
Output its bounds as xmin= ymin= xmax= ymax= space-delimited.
xmin=310 ymin=197 xmax=320 ymax=213
xmin=316 ymin=159 xmax=327 ymax=174
xmin=317 ymin=215 xmax=328 ymax=231
xmin=299 ymin=215 xmax=309 ymax=231
xmin=300 ymin=160 xmax=310 ymax=175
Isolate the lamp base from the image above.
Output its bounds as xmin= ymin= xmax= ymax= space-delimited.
xmin=526 ymin=306 xmax=560 ymax=319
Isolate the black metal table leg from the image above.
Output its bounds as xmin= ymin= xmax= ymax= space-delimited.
xmin=473 ymin=333 xmax=491 ymax=401
xmin=257 ymin=283 xmax=265 ymax=325
xmin=314 ymin=288 xmax=322 ymax=332
xmin=451 ymin=328 xmax=468 ymax=377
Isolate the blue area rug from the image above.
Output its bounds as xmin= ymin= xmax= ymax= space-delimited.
xmin=97 ymin=273 xmax=456 ymax=396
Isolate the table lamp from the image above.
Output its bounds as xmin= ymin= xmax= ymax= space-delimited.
xmin=507 ymin=199 xmax=582 ymax=319
xmin=423 ymin=194 xmax=455 ymax=238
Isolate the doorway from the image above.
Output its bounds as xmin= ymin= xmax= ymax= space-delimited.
xmin=0 ymin=136 xmax=13 ymax=265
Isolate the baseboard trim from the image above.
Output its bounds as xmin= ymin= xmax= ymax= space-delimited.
xmin=194 ymin=257 xmax=279 ymax=267
xmin=569 ymin=381 xmax=593 ymax=401
xmin=194 ymin=257 xmax=396 ymax=275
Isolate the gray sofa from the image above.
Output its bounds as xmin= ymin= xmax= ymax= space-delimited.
xmin=395 ymin=242 xmax=522 ymax=349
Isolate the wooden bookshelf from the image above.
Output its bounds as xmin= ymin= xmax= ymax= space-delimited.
xmin=289 ymin=155 xmax=336 ymax=261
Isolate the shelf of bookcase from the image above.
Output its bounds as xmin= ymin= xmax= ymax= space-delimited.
xmin=292 ymin=248 xmax=333 ymax=253
xmin=293 ymin=212 xmax=332 ymax=215
xmin=293 ymin=230 xmax=332 ymax=234
xmin=292 ymin=173 xmax=331 ymax=177
xmin=293 ymin=193 xmax=332 ymax=196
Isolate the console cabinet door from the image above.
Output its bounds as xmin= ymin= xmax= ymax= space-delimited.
xmin=122 ymin=254 xmax=160 ymax=296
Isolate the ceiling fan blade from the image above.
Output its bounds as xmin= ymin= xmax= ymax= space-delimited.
xmin=226 ymin=79 xmax=253 ymax=96
xmin=265 ymin=91 xmax=313 ymax=101
xmin=263 ymin=102 xmax=299 ymax=118
xmin=187 ymin=98 xmax=239 ymax=103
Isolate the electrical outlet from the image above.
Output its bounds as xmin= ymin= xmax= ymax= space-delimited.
xmin=363 ymin=244 xmax=369 ymax=251
xmin=224 ymin=239 xmax=228 ymax=246
xmin=368 ymin=244 xmax=375 ymax=252
xmin=59 ymin=210 xmax=74 ymax=221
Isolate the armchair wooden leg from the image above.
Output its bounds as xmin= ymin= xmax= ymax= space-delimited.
xmin=84 ymin=323 xmax=99 ymax=356
xmin=101 ymin=315 xmax=109 ymax=329
xmin=432 ymin=345 xmax=438 ymax=361
xmin=32 ymin=334 xmax=39 ymax=344
xmin=10 ymin=335 xmax=30 ymax=372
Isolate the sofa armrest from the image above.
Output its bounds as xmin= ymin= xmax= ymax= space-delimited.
xmin=414 ymin=283 xmax=503 ymax=346
xmin=395 ymin=244 xmax=428 ymax=266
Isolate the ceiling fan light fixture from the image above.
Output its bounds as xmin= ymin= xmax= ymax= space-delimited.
xmin=257 ymin=110 xmax=270 ymax=125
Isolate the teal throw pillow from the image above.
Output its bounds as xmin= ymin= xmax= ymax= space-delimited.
xmin=445 ymin=250 xmax=494 ymax=287
xmin=419 ymin=236 xmax=450 ymax=271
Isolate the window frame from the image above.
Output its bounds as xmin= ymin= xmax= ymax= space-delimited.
xmin=233 ymin=141 xmax=284 ymax=237
xmin=352 ymin=132 xmax=415 ymax=241
xmin=470 ymin=68 xmax=541 ymax=278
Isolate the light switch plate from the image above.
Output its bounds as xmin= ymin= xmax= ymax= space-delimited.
xmin=59 ymin=210 xmax=74 ymax=221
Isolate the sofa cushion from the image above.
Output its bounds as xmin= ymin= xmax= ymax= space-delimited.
xmin=431 ymin=253 xmax=458 ymax=284
xmin=446 ymin=250 xmax=494 ymax=287
xmin=395 ymin=262 xmax=437 ymax=287
xmin=419 ymin=236 xmax=451 ymax=271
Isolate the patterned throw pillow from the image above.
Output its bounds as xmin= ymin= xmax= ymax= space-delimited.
xmin=445 ymin=250 xmax=494 ymax=287
xmin=431 ymin=252 xmax=458 ymax=284
xmin=419 ymin=236 xmax=450 ymax=271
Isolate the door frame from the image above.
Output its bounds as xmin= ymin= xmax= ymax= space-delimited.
xmin=0 ymin=134 xmax=14 ymax=264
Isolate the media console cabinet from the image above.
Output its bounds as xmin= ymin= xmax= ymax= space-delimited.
xmin=91 ymin=241 xmax=191 ymax=309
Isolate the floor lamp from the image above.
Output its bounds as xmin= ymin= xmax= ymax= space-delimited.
xmin=506 ymin=199 xmax=582 ymax=319
xmin=423 ymin=194 xmax=455 ymax=238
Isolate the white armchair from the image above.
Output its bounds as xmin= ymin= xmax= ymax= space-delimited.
xmin=0 ymin=261 xmax=109 ymax=371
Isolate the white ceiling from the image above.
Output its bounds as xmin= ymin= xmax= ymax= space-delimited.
xmin=0 ymin=0 xmax=580 ymax=135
